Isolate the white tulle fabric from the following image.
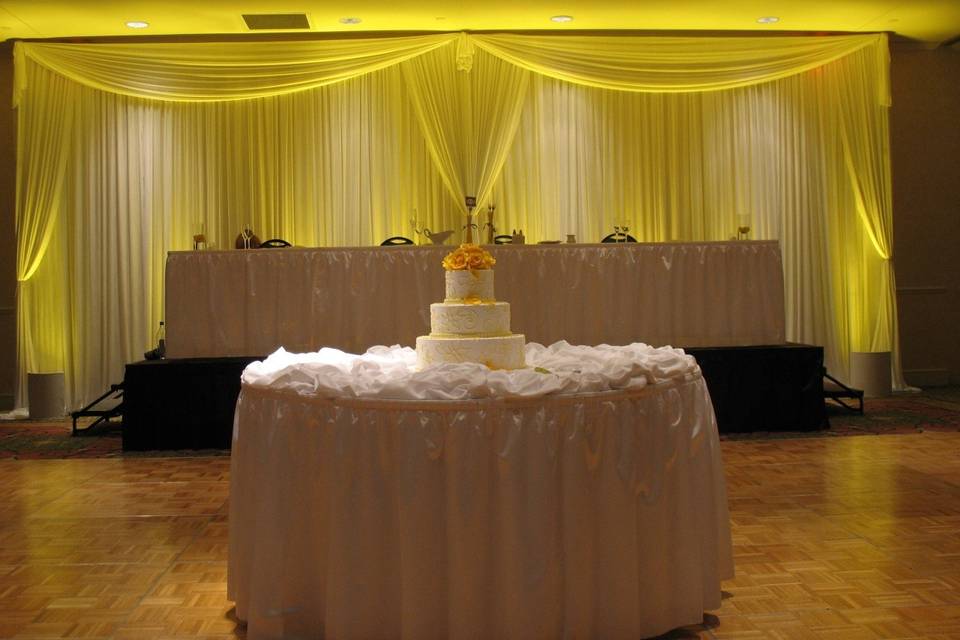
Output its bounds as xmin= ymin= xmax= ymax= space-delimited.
xmin=229 ymin=343 xmax=733 ymax=640
xmin=241 ymin=341 xmax=700 ymax=400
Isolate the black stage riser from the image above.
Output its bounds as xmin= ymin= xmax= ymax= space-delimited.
xmin=122 ymin=344 xmax=826 ymax=451
xmin=685 ymin=344 xmax=826 ymax=434
xmin=123 ymin=357 xmax=259 ymax=451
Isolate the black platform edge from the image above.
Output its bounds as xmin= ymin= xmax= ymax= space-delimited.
xmin=122 ymin=345 xmax=827 ymax=450
xmin=122 ymin=356 xmax=263 ymax=451
xmin=684 ymin=343 xmax=828 ymax=434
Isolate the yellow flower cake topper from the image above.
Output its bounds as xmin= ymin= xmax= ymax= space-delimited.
xmin=442 ymin=243 xmax=496 ymax=271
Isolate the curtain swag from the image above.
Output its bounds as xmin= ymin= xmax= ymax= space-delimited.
xmin=13 ymin=34 xmax=460 ymax=104
xmin=14 ymin=32 xmax=889 ymax=105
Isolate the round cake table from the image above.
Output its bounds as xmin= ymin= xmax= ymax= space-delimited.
xmin=227 ymin=353 xmax=733 ymax=640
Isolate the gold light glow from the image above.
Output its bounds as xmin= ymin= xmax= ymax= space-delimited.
xmin=0 ymin=1 xmax=958 ymax=44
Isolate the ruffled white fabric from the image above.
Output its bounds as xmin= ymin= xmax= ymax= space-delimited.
xmin=241 ymin=340 xmax=700 ymax=400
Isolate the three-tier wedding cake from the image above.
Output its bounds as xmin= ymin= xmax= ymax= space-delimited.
xmin=416 ymin=244 xmax=526 ymax=370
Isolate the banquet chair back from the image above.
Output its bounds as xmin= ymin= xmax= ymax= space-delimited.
xmin=601 ymin=233 xmax=637 ymax=243
xmin=381 ymin=236 xmax=414 ymax=246
xmin=260 ymin=238 xmax=292 ymax=248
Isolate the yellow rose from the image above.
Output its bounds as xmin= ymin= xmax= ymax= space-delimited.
xmin=467 ymin=253 xmax=486 ymax=269
xmin=443 ymin=252 xmax=468 ymax=270
xmin=442 ymin=243 xmax=495 ymax=270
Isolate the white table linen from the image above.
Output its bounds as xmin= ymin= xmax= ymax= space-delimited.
xmin=228 ymin=343 xmax=734 ymax=640
xmin=167 ymin=241 xmax=785 ymax=358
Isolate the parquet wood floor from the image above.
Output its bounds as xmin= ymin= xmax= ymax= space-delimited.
xmin=1 ymin=432 xmax=959 ymax=639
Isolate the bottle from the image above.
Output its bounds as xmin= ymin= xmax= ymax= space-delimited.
xmin=156 ymin=321 xmax=166 ymax=358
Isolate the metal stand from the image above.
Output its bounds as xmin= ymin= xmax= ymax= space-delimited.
xmin=823 ymin=370 xmax=864 ymax=414
xmin=71 ymin=383 xmax=124 ymax=435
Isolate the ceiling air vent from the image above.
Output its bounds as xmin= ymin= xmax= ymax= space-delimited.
xmin=242 ymin=13 xmax=311 ymax=30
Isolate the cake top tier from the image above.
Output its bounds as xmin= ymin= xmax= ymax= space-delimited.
xmin=441 ymin=243 xmax=495 ymax=271
xmin=445 ymin=269 xmax=494 ymax=303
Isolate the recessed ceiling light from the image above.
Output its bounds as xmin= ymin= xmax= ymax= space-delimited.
xmin=125 ymin=21 xmax=149 ymax=29
xmin=339 ymin=17 xmax=362 ymax=25
xmin=756 ymin=16 xmax=779 ymax=24
xmin=551 ymin=15 xmax=574 ymax=23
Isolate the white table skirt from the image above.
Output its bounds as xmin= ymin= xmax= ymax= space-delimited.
xmin=227 ymin=374 xmax=733 ymax=640
xmin=167 ymin=241 xmax=785 ymax=358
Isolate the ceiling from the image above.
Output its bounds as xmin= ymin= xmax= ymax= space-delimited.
xmin=1 ymin=0 xmax=959 ymax=47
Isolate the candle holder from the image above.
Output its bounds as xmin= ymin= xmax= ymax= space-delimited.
xmin=737 ymin=214 xmax=751 ymax=240
xmin=193 ymin=221 xmax=207 ymax=250
xmin=410 ymin=215 xmax=424 ymax=245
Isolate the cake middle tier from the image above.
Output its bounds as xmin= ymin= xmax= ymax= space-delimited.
xmin=430 ymin=301 xmax=511 ymax=336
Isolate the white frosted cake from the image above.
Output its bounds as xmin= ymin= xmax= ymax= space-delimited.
xmin=416 ymin=244 xmax=526 ymax=370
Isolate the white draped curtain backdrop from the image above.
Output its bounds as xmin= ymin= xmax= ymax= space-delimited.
xmin=12 ymin=33 xmax=900 ymax=410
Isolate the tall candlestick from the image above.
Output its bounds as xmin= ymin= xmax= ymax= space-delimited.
xmin=465 ymin=212 xmax=474 ymax=244
xmin=464 ymin=196 xmax=477 ymax=245
xmin=485 ymin=205 xmax=496 ymax=245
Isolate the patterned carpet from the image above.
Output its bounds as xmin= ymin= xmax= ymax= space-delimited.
xmin=825 ymin=388 xmax=960 ymax=435
xmin=0 ymin=418 xmax=228 ymax=460
xmin=2 ymin=387 xmax=959 ymax=459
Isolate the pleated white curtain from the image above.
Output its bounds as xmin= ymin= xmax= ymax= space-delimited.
xmin=493 ymin=71 xmax=844 ymax=370
xmin=12 ymin=33 xmax=900 ymax=409
xmin=401 ymin=35 xmax=531 ymax=215
xmin=15 ymin=62 xmax=457 ymax=407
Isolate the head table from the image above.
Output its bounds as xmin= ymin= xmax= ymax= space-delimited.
xmin=167 ymin=241 xmax=785 ymax=359
xmin=228 ymin=343 xmax=733 ymax=639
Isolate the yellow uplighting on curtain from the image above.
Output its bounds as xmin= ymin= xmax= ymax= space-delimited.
xmin=469 ymin=33 xmax=890 ymax=102
xmin=14 ymin=35 xmax=458 ymax=103
xmin=834 ymin=47 xmax=894 ymax=261
xmin=825 ymin=44 xmax=902 ymax=388
xmin=15 ymin=60 xmax=77 ymax=283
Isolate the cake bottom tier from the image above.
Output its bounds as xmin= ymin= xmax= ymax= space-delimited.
xmin=416 ymin=334 xmax=526 ymax=370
